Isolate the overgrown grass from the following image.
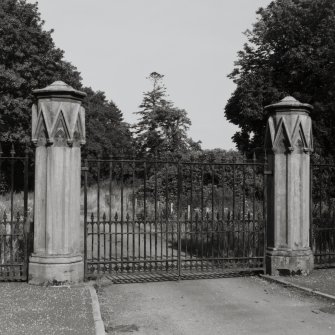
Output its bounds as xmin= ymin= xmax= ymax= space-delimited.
xmin=0 ymin=191 xmax=34 ymax=219
xmin=82 ymin=179 xmax=263 ymax=224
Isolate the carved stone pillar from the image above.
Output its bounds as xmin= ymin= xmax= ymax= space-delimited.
xmin=265 ymin=96 xmax=314 ymax=275
xmin=29 ymin=81 xmax=86 ymax=284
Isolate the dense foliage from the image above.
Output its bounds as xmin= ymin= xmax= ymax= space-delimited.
xmin=0 ymin=0 xmax=131 ymax=159
xmin=82 ymin=87 xmax=133 ymax=159
xmin=0 ymin=0 xmax=81 ymax=142
xmin=225 ymin=0 xmax=335 ymax=157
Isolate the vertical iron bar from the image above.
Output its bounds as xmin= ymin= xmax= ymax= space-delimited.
xmin=109 ymin=158 xmax=113 ymax=273
xmin=126 ymin=213 xmax=129 ymax=272
xmin=97 ymin=159 xmax=101 ymax=274
xmin=120 ymin=159 xmax=124 ymax=272
xmin=221 ymin=161 xmax=225 ymax=266
xmin=149 ymin=218 xmax=152 ymax=270
xmin=91 ymin=213 xmax=94 ymax=270
xmin=233 ymin=157 xmax=236 ymax=219
xmin=201 ymin=164 xmax=204 ymax=270
xmin=114 ymin=212 xmax=118 ymax=271
xmin=232 ymin=157 xmax=236 ymax=257
xmin=242 ymin=155 xmax=246 ymax=260
xmin=23 ymin=144 xmax=29 ymax=279
xmin=195 ymin=212 xmax=199 ymax=270
xmin=228 ymin=210 xmax=231 ymax=259
xmin=143 ymin=161 xmax=147 ymax=270
xmin=216 ymin=212 xmax=220 ymax=269
xmin=190 ymin=158 xmax=194 ymax=269
xmin=138 ymin=218 xmax=141 ymax=271
xmin=83 ymin=159 xmax=88 ymax=280
xmin=3 ymin=212 xmax=7 ymax=275
xmin=0 ymin=142 xmax=2 ymax=277
xmin=154 ymin=154 xmax=158 ymax=270
xmin=160 ymin=212 xmax=163 ymax=270
xmin=319 ymin=166 xmax=322 ymax=222
xmin=177 ymin=159 xmax=181 ymax=279
xmin=165 ymin=163 xmax=169 ymax=271
xmin=10 ymin=143 xmax=15 ymax=277
xmin=251 ymin=152 xmax=258 ymax=262
xmin=211 ymin=162 xmax=215 ymax=269
xmin=253 ymin=153 xmax=256 ymax=260
xmin=263 ymin=153 xmax=268 ymax=271
xmin=132 ymin=157 xmax=136 ymax=271
xmin=206 ymin=211 xmax=209 ymax=269
xmin=103 ymin=213 xmax=106 ymax=272
xmin=310 ymin=162 xmax=313 ymax=251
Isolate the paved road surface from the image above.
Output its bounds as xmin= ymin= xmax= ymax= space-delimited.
xmin=0 ymin=283 xmax=95 ymax=335
xmin=97 ymin=276 xmax=335 ymax=335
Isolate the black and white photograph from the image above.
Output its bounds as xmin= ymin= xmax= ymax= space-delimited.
xmin=0 ymin=0 xmax=335 ymax=334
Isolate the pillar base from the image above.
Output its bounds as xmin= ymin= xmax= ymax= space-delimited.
xmin=28 ymin=254 xmax=84 ymax=285
xmin=265 ymin=248 xmax=314 ymax=276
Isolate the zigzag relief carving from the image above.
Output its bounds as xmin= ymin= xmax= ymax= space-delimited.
xmin=273 ymin=117 xmax=293 ymax=152
xmin=72 ymin=116 xmax=84 ymax=146
xmin=53 ymin=113 xmax=69 ymax=147
xmin=265 ymin=115 xmax=313 ymax=154
xmin=31 ymin=102 xmax=85 ymax=147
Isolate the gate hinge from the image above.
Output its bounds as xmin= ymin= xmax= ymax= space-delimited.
xmin=264 ymin=170 xmax=273 ymax=175
xmin=81 ymin=167 xmax=89 ymax=172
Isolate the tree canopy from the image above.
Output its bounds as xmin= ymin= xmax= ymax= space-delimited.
xmin=0 ymin=0 xmax=131 ymax=158
xmin=225 ymin=0 xmax=335 ymax=157
xmin=0 ymin=0 xmax=81 ymax=142
xmin=82 ymin=87 xmax=133 ymax=159
xmin=133 ymin=72 xmax=201 ymax=157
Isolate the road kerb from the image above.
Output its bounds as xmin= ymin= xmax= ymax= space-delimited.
xmin=260 ymin=274 xmax=335 ymax=303
xmin=88 ymin=284 xmax=106 ymax=335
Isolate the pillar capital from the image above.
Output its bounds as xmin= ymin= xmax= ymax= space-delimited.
xmin=31 ymin=81 xmax=86 ymax=147
xmin=265 ymin=96 xmax=313 ymax=155
xmin=265 ymin=96 xmax=313 ymax=112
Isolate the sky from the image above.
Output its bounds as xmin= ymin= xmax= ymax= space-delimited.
xmin=28 ymin=0 xmax=272 ymax=150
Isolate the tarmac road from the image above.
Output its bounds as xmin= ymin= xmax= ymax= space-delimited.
xmin=97 ymin=276 xmax=335 ymax=335
xmin=0 ymin=283 xmax=95 ymax=335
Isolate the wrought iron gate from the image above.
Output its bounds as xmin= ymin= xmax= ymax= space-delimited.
xmin=0 ymin=143 xmax=30 ymax=281
xmin=83 ymin=154 xmax=267 ymax=282
xmin=311 ymin=163 xmax=335 ymax=267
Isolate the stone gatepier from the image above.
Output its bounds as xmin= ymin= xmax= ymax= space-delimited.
xmin=265 ymin=96 xmax=314 ymax=275
xmin=29 ymin=81 xmax=86 ymax=284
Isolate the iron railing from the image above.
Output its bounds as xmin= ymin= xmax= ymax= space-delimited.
xmin=0 ymin=142 xmax=30 ymax=281
xmin=311 ymin=163 xmax=335 ymax=267
xmin=83 ymin=155 xmax=267 ymax=282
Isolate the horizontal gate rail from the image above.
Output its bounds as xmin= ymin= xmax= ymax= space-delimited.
xmin=83 ymin=154 xmax=267 ymax=282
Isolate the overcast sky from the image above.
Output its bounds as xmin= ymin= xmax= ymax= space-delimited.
xmin=28 ymin=0 xmax=272 ymax=150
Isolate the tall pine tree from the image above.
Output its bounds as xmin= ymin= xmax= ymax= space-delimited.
xmin=133 ymin=72 xmax=200 ymax=156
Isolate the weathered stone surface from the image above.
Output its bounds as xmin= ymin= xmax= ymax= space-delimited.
xmin=29 ymin=81 xmax=85 ymax=285
xmin=31 ymin=81 xmax=86 ymax=147
xmin=265 ymin=96 xmax=314 ymax=275
xmin=266 ymin=249 xmax=314 ymax=276
xmin=29 ymin=255 xmax=84 ymax=285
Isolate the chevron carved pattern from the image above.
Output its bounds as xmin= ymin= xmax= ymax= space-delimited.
xmin=265 ymin=114 xmax=313 ymax=154
xmin=32 ymin=101 xmax=86 ymax=147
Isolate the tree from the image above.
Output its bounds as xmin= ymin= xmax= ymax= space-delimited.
xmin=0 ymin=0 xmax=82 ymax=143
xmin=82 ymin=87 xmax=133 ymax=159
xmin=133 ymin=72 xmax=200 ymax=156
xmin=225 ymin=0 xmax=335 ymax=157
xmin=0 ymin=0 xmax=132 ymax=160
